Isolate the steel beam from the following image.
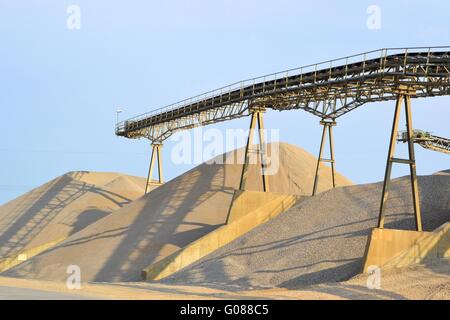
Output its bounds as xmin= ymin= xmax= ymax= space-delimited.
xmin=145 ymin=143 xmax=163 ymax=195
xmin=256 ymin=111 xmax=269 ymax=192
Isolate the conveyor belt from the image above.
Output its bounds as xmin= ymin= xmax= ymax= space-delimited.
xmin=116 ymin=47 xmax=450 ymax=142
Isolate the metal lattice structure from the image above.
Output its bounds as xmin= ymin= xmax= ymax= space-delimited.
xmin=399 ymin=130 xmax=450 ymax=154
xmin=117 ymin=46 xmax=450 ymax=232
xmin=116 ymin=46 xmax=450 ymax=143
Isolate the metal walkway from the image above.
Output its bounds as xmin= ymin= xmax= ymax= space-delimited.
xmin=116 ymin=46 xmax=450 ymax=142
xmin=399 ymin=130 xmax=450 ymax=154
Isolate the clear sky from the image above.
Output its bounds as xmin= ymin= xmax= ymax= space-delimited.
xmin=1 ymin=0 xmax=449 ymax=204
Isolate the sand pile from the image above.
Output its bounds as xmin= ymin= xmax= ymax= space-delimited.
xmin=3 ymin=143 xmax=352 ymax=282
xmin=0 ymin=171 xmax=147 ymax=265
xmin=162 ymin=173 xmax=450 ymax=289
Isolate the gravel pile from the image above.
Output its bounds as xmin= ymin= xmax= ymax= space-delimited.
xmin=3 ymin=143 xmax=351 ymax=282
xmin=163 ymin=173 xmax=450 ymax=289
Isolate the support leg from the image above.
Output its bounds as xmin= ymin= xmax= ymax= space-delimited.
xmin=378 ymin=96 xmax=403 ymax=228
xmin=328 ymin=124 xmax=336 ymax=189
xmin=312 ymin=124 xmax=327 ymax=196
xmin=256 ymin=111 xmax=268 ymax=192
xmin=239 ymin=113 xmax=257 ymax=191
xmin=239 ymin=109 xmax=268 ymax=192
xmin=312 ymin=120 xmax=337 ymax=196
xmin=156 ymin=144 xmax=164 ymax=184
xmin=378 ymin=92 xmax=422 ymax=231
xmin=145 ymin=143 xmax=163 ymax=195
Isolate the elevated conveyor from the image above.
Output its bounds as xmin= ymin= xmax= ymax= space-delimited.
xmin=116 ymin=47 xmax=450 ymax=142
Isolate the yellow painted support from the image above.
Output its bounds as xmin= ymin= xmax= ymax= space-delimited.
xmin=226 ymin=190 xmax=291 ymax=223
xmin=145 ymin=143 xmax=163 ymax=194
xmin=378 ymin=87 xmax=422 ymax=231
xmin=363 ymin=223 xmax=450 ymax=273
xmin=362 ymin=228 xmax=428 ymax=273
xmin=382 ymin=223 xmax=450 ymax=269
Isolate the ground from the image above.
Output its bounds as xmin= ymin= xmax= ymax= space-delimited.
xmin=0 ymin=259 xmax=448 ymax=300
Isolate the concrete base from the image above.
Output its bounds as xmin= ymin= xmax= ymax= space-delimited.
xmin=142 ymin=190 xmax=303 ymax=281
xmin=362 ymin=223 xmax=450 ymax=273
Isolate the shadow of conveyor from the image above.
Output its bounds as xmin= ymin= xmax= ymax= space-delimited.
xmin=91 ymin=162 xmax=235 ymax=282
xmin=89 ymin=147 xmax=310 ymax=282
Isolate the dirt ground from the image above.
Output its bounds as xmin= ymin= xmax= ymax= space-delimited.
xmin=0 ymin=259 xmax=448 ymax=300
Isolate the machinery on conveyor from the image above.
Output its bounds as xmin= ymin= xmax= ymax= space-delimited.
xmin=398 ymin=130 xmax=450 ymax=155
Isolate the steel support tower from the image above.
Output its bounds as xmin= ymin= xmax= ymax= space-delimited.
xmin=145 ymin=143 xmax=163 ymax=194
xmin=378 ymin=86 xmax=422 ymax=231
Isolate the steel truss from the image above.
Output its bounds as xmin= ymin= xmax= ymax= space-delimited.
xmin=123 ymin=101 xmax=250 ymax=143
xmin=419 ymin=135 xmax=450 ymax=154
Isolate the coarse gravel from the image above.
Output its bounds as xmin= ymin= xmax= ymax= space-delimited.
xmin=162 ymin=173 xmax=450 ymax=289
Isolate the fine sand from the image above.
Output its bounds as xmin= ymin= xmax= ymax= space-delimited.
xmin=162 ymin=173 xmax=450 ymax=289
xmin=0 ymin=172 xmax=148 ymax=263
xmin=2 ymin=143 xmax=351 ymax=282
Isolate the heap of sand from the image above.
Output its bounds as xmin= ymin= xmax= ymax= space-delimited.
xmin=0 ymin=171 xmax=148 ymax=270
xmin=162 ymin=172 xmax=450 ymax=290
xmin=3 ymin=142 xmax=352 ymax=282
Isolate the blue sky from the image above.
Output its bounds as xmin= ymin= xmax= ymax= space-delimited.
xmin=0 ymin=0 xmax=449 ymax=204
